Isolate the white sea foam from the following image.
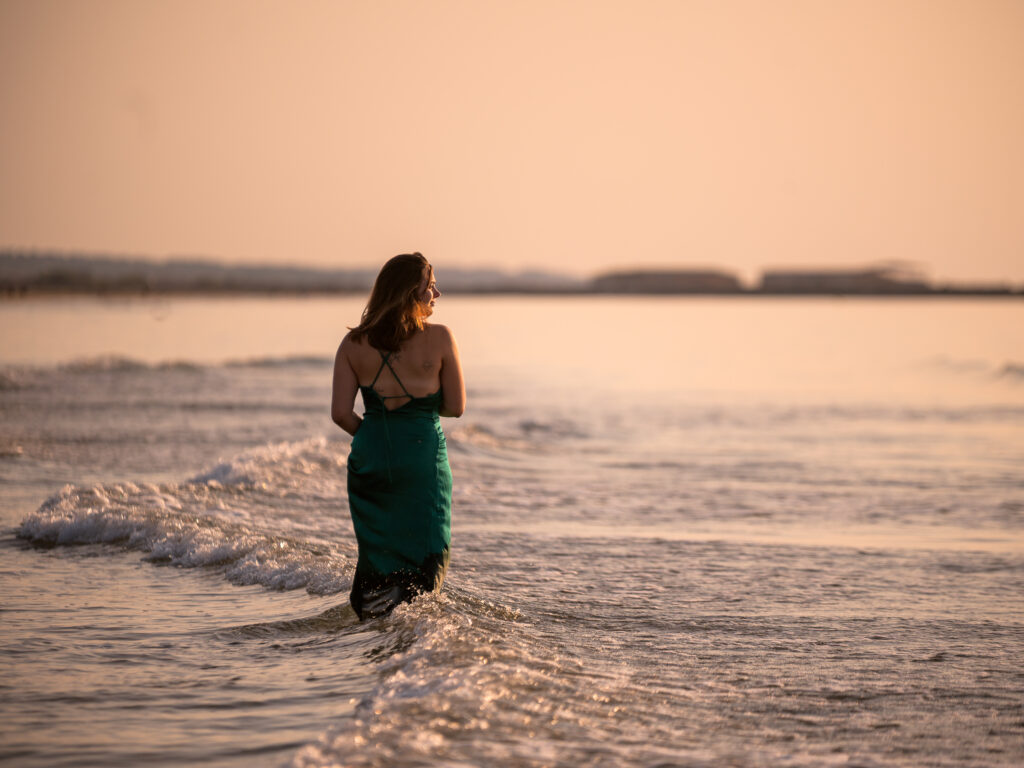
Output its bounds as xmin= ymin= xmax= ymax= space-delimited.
xmin=17 ymin=438 xmax=354 ymax=594
xmin=290 ymin=593 xmax=569 ymax=768
xmin=289 ymin=587 xmax=709 ymax=768
xmin=190 ymin=436 xmax=349 ymax=497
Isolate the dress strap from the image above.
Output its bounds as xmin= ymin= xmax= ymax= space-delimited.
xmin=369 ymin=354 xmax=388 ymax=389
xmin=375 ymin=351 xmax=413 ymax=399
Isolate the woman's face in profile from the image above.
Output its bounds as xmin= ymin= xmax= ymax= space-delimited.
xmin=419 ymin=267 xmax=440 ymax=316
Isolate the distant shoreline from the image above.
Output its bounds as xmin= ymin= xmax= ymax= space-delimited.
xmin=2 ymin=251 xmax=1021 ymax=299
xmin=3 ymin=286 xmax=1022 ymax=299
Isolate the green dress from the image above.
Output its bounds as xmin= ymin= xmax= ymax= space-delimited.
xmin=347 ymin=350 xmax=452 ymax=619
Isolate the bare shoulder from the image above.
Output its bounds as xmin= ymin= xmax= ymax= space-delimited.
xmin=425 ymin=323 xmax=456 ymax=348
xmin=337 ymin=330 xmax=366 ymax=359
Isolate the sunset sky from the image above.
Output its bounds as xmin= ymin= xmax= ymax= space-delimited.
xmin=2 ymin=0 xmax=1022 ymax=283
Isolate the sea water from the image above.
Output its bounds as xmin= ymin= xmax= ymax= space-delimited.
xmin=1 ymin=295 xmax=1022 ymax=767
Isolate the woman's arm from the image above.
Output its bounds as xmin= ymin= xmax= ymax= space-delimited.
xmin=331 ymin=336 xmax=363 ymax=435
xmin=437 ymin=325 xmax=466 ymax=418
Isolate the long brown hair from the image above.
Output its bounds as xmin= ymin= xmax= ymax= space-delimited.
xmin=349 ymin=253 xmax=431 ymax=352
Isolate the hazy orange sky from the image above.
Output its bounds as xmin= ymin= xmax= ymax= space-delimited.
xmin=2 ymin=0 xmax=1022 ymax=282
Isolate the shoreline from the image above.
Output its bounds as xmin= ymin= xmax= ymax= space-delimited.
xmin=3 ymin=287 xmax=1023 ymax=300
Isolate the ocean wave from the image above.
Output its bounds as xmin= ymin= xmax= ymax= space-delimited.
xmin=754 ymin=403 xmax=1024 ymax=425
xmin=0 ymin=444 xmax=24 ymax=458
xmin=220 ymin=602 xmax=361 ymax=639
xmin=924 ymin=355 xmax=1024 ymax=385
xmin=443 ymin=418 xmax=592 ymax=455
xmin=444 ymin=423 xmax=532 ymax=453
xmin=225 ymin=354 xmax=333 ymax=368
xmin=12 ymin=354 xmax=331 ymax=377
xmin=17 ymin=437 xmax=353 ymax=594
xmin=518 ymin=417 xmax=589 ymax=439
xmin=921 ymin=355 xmax=992 ymax=374
xmin=59 ymin=355 xmax=201 ymax=373
xmin=0 ymin=369 xmax=27 ymax=390
xmin=603 ymin=459 xmax=694 ymax=471
xmin=289 ymin=589 xmax=647 ymax=768
xmin=996 ymin=362 xmax=1024 ymax=381
xmin=190 ymin=436 xmax=348 ymax=495
xmin=170 ymin=400 xmax=325 ymax=413
xmin=60 ymin=355 xmax=150 ymax=372
xmin=18 ymin=481 xmax=350 ymax=594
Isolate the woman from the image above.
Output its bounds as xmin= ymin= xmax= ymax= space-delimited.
xmin=331 ymin=253 xmax=465 ymax=620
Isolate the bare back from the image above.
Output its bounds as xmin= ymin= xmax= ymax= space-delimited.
xmin=348 ymin=325 xmax=445 ymax=407
xmin=333 ymin=322 xmax=465 ymax=431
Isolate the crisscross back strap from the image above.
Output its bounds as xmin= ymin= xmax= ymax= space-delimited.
xmin=370 ymin=351 xmax=413 ymax=400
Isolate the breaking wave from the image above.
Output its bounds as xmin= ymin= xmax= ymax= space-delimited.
xmin=17 ymin=438 xmax=354 ymax=594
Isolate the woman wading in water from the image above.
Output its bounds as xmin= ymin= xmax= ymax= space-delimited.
xmin=331 ymin=253 xmax=465 ymax=619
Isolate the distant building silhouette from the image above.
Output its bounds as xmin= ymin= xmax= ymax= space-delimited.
xmin=759 ymin=267 xmax=931 ymax=294
xmin=591 ymin=269 xmax=743 ymax=293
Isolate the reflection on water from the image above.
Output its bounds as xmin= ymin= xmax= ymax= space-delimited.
xmin=3 ymin=295 xmax=1021 ymax=406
